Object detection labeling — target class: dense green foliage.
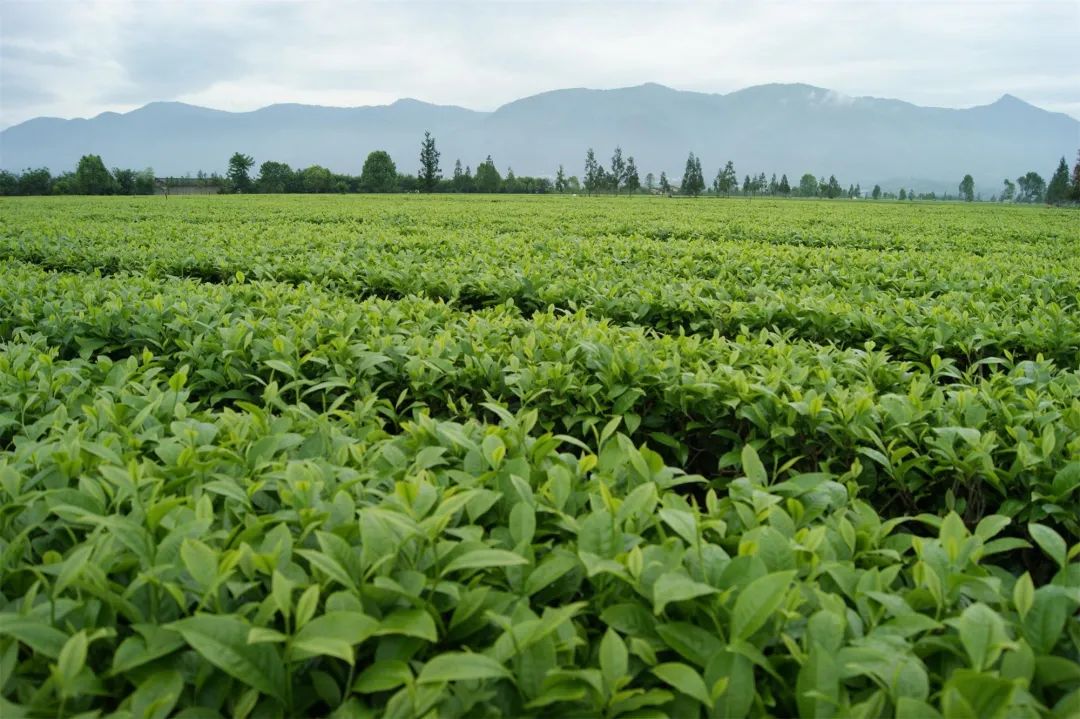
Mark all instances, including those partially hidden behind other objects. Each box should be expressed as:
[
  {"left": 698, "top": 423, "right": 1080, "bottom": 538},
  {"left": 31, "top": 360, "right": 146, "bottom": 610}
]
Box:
[{"left": 0, "top": 195, "right": 1078, "bottom": 718}]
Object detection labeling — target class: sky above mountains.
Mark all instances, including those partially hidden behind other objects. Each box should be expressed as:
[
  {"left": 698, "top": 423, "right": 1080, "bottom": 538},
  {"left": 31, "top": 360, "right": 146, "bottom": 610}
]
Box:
[{"left": 2, "top": 0, "right": 1078, "bottom": 128}]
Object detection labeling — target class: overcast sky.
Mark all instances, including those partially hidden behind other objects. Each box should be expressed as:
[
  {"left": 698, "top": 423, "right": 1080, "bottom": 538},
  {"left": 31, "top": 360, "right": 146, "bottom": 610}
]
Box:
[{"left": 2, "top": 0, "right": 1078, "bottom": 128}]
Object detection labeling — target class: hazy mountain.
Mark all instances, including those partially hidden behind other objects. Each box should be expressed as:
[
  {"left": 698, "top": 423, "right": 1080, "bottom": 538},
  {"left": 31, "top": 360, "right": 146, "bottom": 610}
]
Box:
[{"left": 2, "top": 83, "right": 1077, "bottom": 191}]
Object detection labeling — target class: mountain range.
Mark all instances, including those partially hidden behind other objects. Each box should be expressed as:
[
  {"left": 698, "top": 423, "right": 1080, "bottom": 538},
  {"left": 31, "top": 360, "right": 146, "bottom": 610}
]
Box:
[{"left": 2, "top": 83, "right": 1077, "bottom": 192}]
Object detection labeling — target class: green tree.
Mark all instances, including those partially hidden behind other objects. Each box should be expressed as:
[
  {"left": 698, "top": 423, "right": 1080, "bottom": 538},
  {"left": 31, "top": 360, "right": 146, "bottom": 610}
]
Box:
[
  {"left": 555, "top": 165, "right": 567, "bottom": 193},
  {"left": 418, "top": 131, "right": 441, "bottom": 191},
  {"left": 134, "top": 168, "right": 156, "bottom": 195},
  {"left": 644, "top": 172, "right": 655, "bottom": 191},
  {"left": 360, "top": 151, "right": 398, "bottom": 192},
  {"left": 226, "top": 152, "right": 255, "bottom": 193},
  {"left": 799, "top": 173, "right": 818, "bottom": 197},
  {"left": 300, "top": 165, "right": 334, "bottom": 193},
  {"left": 583, "top": 148, "right": 601, "bottom": 195},
  {"left": 51, "top": 171, "right": 76, "bottom": 194},
  {"left": 504, "top": 167, "right": 517, "bottom": 193},
  {"left": 475, "top": 155, "right": 502, "bottom": 193},
  {"left": 451, "top": 159, "right": 465, "bottom": 192},
  {"left": 622, "top": 156, "right": 640, "bottom": 195},
  {"left": 1046, "top": 157, "right": 1070, "bottom": 204},
  {"left": 1016, "top": 172, "right": 1045, "bottom": 203},
  {"left": 609, "top": 147, "right": 625, "bottom": 193},
  {"left": 257, "top": 161, "right": 297, "bottom": 193},
  {"left": 1001, "top": 178, "right": 1015, "bottom": 202},
  {"left": 0, "top": 170, "right": 18, "bottom": 195},
  {"left": 769, "top": 173, "right": 778, "bottom": 195},
  {"left": 397, "top": 173, "right": 419, "bottom": 192},
  {"left": 713, "top": 160, "right": 737, "bottom": 195},
  {"left": 899, "top": 188, "right": 907, "bottom": 201},
  {"left": 74, "top": 154, "right": 116, "bottom": 194},
  {"left": 658, "top": 171, "right": 671, "bottom": 195},
  {"left": 959, "top": 174, "right": 975, "bottom": 202},
  {"left": 113, "top": 168, "right": 136, "bottom": 194},
  {"left": 18, "top": 167, "right": 52, "bottom": 195},
  {"left": 871, "top": 184, "right": 882, "bottom": 200},
  {"left": 778, "top": 174, "right": 790, "bottom": 195},
  {"left": 1071, "top": 150, "right": 1080, "bottom": 202},
  {"left": 825, "top": 175, "right": 842, "bottom": 199},
  {"left": 681, "top": 153, "right": 705, "bottom": 196}
]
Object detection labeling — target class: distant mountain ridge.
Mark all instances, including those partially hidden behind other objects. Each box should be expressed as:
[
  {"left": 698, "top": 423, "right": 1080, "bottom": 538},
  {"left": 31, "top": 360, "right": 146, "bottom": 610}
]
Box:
[{"left": 2, "top": 83, "right": 1077, "bottom": 191}]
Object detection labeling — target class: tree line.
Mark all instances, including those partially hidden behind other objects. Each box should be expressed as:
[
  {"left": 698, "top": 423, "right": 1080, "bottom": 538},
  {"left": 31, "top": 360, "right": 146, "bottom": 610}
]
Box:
[
  {"left": 3, "top": 133, "right": 1078, "bottom": 205},
  {"left": 992, "top": 158, "right": 1078, "bottom": 204},
  {"left": 219, "top": 134, "right": 557, "bottom": 195},
  {"left": 0, "top": 155, "right": 157, "bottom": 196}
]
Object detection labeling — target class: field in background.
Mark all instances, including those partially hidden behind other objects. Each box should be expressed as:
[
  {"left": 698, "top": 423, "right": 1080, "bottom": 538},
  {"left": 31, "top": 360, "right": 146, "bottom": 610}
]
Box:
[{"left": 1, "top": 195, "right": 1078, "bottom": 717}]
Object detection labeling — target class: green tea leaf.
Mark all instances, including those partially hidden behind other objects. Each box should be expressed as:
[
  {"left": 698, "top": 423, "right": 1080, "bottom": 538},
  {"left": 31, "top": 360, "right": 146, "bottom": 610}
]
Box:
[
  {"left": 55, "top": 630, "right": 88, "bottom": 692},
  {"left": 180, "top": 538, "right": 218, "bottom": 590},
  {"left": 599, "top": 628, "right": 628, "bottom": 692},
  {"left": 651, "top": 662, "right": 712, "bottom": 707},
  {"left": 292, "top": 611, "right": 378, "bottom": 663},
  {"left": 741, "top": 444, "right": 768, "bottom": 485},
  {"left": 442, "top": 548, "right": 527, "bottom": 575},
  {"left": 0, "top": 614, "right": 68, "bottom": 659},
  {"left": 652, "top": 572, "right": 717, "bottom": 615},
  {"left": 418, "top": 652, "right": 512, "bottom": 683},
  {"left": 952, "top": 603, "right": 1009, "bottom": 671},
  {"left": 376, "top": 608, "right": 438, "bottom": 643},
  {"left": 1028, "top": 523, "right": 1067, "bottom": 569},
  {"left": 731, "top": 570, "right": 796, "bottom": 640},
  {"left": 171, "top": 615, "right": 286, "bottom": 701},
  {"left": 353, "top": 660, "right": 413, "bottom": 693},
  {"left": 796, "top": 645, "right": 840, "bottom": 719},
  {"left": 132, "top": 670, "right": 184, "bottom": 719}
]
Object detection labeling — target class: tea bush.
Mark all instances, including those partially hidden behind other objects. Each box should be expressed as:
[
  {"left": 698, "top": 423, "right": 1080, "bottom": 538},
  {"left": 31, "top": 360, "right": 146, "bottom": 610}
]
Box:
[{"left": 0, "top": 195, "right": 1077, "bottom": 717}]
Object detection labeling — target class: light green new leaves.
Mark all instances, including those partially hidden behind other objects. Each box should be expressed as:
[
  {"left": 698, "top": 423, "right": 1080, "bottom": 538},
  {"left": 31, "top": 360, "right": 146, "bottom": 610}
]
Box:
[{"left": 741, "top": 444, "right": 768, "bottom": 486}]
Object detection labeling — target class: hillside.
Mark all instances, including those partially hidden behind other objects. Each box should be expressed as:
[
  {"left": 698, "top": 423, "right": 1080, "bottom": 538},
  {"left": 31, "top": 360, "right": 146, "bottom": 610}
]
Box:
[{"left": 2, "top": 83, "right": 1076, "bottom": 190}]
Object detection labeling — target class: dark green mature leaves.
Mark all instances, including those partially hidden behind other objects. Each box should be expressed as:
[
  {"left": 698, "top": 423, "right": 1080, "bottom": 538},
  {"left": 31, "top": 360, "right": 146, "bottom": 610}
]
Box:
[{"left": 170, "top": 616, "right": 286, "bottom": 701}]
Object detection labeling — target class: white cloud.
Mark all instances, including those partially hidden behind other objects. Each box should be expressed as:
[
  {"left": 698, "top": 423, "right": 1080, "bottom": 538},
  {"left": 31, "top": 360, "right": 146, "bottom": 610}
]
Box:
[{"left": 1, "top": 0, "right": 1077, "bottom": 126}]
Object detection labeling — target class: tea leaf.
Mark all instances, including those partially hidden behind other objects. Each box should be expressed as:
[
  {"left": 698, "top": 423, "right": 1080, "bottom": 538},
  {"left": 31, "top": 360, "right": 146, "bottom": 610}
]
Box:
[
  {"left": 171, "top": 616, "right": 286, "bottom": 701},
  {"left": 418, "top": 653, "right": 512, "bottom": 683},
  {"left": 732, "top": 571, "right": 796, "bottom": 640}
]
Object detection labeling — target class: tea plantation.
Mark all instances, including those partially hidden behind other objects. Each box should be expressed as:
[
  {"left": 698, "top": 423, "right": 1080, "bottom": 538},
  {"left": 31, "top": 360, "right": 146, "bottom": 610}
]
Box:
[{"left": 1, "top": 195, "right": 1078, "bottom": 718}]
